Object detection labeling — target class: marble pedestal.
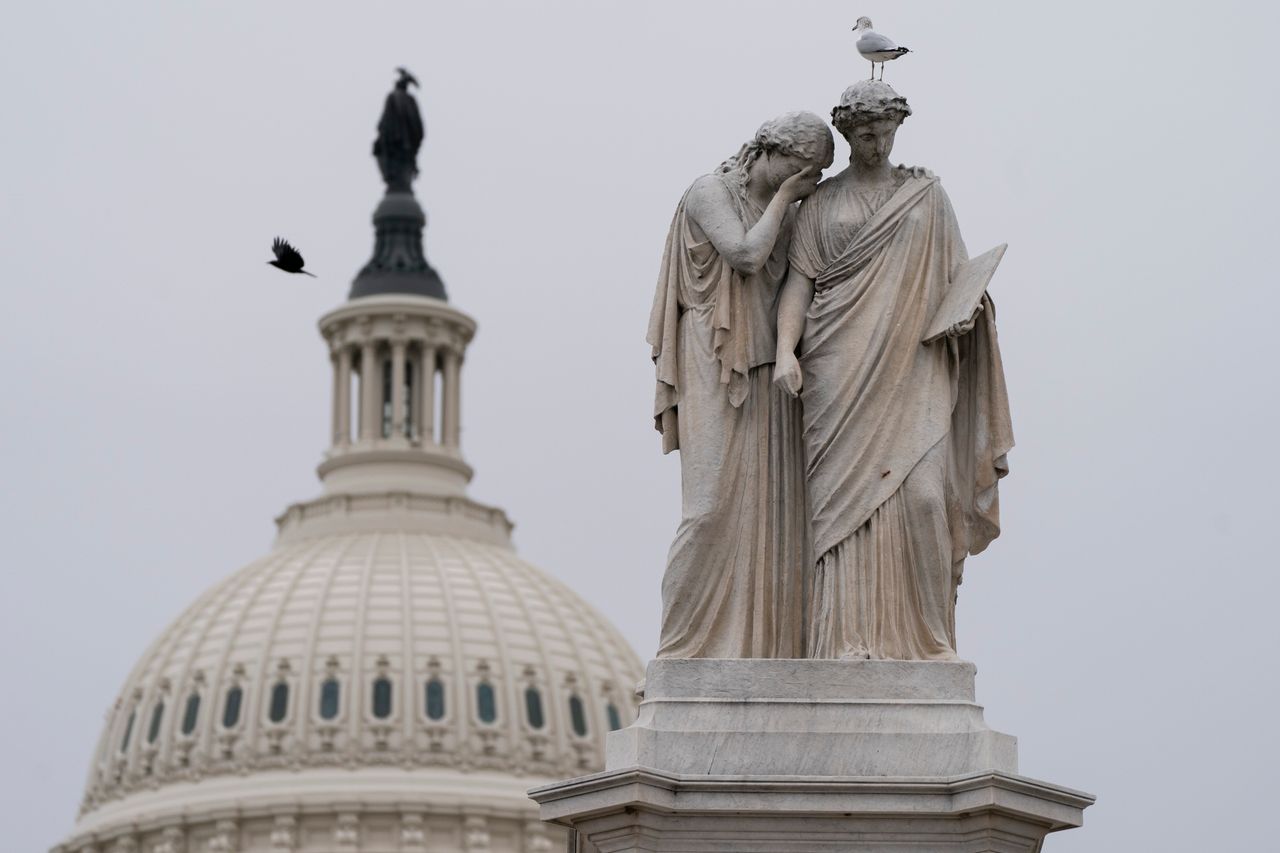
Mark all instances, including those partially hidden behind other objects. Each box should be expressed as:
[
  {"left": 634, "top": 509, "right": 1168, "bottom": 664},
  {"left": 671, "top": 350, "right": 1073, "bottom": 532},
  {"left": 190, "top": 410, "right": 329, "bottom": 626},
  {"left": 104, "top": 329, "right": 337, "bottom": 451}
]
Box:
[{"left": 529, "top": 659, "right": 1093, "bottom": 853}]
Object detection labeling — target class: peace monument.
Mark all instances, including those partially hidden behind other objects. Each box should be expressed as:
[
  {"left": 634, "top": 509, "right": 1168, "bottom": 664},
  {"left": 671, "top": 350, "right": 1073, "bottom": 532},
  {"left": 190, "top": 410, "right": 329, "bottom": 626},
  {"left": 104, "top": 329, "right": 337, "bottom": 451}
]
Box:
[{"left": 531, "top": 77, "right": 1094, "bottom": 853}]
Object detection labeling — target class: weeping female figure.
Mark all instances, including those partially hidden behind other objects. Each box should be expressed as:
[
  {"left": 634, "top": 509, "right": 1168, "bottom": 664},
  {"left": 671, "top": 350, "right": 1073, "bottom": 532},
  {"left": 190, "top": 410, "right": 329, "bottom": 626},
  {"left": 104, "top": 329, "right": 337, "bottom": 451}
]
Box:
[{"left": 648, "top": 112, "right": 834, "bottom": 659}]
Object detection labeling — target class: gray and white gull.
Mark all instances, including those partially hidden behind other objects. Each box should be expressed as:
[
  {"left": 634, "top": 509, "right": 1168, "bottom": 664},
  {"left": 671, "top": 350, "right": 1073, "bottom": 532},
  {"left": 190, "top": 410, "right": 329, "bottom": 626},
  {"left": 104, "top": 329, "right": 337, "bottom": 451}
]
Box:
[{"left": 853, "top": 17, "right": 910, "bottom": 81}]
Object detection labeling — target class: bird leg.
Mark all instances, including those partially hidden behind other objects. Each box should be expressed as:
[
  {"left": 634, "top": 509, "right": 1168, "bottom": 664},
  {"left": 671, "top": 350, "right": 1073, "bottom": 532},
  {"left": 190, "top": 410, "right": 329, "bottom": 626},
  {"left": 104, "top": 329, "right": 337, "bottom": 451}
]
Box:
[{"left": 869, "top": 61, "right": 875, "bottom": 81}]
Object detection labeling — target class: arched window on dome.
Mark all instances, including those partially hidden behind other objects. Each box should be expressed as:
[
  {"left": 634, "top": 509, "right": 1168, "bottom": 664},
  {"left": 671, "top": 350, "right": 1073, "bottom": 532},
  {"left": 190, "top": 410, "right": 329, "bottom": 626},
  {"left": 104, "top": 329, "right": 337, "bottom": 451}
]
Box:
[
  {"left": 222, "top": 685, "right": 244, "bottom": 728},
  {"left": 181, "top": 693, "right": 200, "bottom": 736},
  {"left": 372, "top": 676, "right": 393, "bottom": 719},
  {"left": 568, "top": 695, "right": 589, "bottom": 738},
  {"left": 147, "top": 701, "right": 165, "bottom": 744},
  {"left": 606, "top": 702, "right": 623, "bottom": 732},
  {"left": 319, "top": 678, "right": 341, "bottom": 720},
  {"left": 476, "top": 682, "right": 497, "bottom": 724},
  {"left": 268, "top": 682, "right": 289, "bottom": 723},
  {"left": 425, "top": 678, "right": 446, "bottom": 721},
  {"left": 524, "top": 686, "right": 545, "bottom": 730},
  {"left": 119, "top": 709, "right": 136, "bottom": 753}
]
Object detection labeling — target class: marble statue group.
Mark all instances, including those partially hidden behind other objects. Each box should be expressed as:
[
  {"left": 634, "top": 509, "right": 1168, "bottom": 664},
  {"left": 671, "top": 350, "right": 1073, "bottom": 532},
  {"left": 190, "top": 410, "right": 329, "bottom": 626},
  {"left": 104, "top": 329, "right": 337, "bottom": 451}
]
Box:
[
  {"left": 647, "top": 80, "right": 1014, "bottom": 662},
  {"left": 544, "top": 72, "right": 1091, "bottom": 853}
]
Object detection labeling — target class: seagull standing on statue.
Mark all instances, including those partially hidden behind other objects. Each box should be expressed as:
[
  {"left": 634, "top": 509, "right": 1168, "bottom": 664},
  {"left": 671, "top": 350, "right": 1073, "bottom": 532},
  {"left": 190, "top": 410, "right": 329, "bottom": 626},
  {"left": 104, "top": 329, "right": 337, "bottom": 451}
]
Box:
[{"left": 853, "top": 17, "right": 910, "bottom": 81}]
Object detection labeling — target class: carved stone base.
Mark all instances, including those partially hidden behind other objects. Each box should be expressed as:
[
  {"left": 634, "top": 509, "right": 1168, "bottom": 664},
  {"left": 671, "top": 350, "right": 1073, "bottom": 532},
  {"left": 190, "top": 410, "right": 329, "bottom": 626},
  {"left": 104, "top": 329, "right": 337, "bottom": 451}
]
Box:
[{"left": 529, "top": 660, "right": 1093, "bottom": 853}]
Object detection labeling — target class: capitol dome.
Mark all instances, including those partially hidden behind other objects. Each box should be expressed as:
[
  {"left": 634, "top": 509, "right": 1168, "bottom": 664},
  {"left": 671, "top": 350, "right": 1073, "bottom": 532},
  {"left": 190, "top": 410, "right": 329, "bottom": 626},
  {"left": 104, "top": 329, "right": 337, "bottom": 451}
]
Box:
[
  {"left": 54, "top": 80, "right": 642, "bottom": 853},
  {"left": 67, "top": 526, "right": 642, "bottom": 851}
]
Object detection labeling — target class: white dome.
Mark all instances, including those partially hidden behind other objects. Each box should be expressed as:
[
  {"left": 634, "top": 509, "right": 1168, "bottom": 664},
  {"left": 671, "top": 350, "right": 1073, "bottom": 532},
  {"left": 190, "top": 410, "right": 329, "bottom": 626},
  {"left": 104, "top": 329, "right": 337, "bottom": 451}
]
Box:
[
  {"left": 65, "top": 530, "right": 642, "bottom": 851},
  {"left": 56, "top": 288, "right": 648, "bottom": 853}
]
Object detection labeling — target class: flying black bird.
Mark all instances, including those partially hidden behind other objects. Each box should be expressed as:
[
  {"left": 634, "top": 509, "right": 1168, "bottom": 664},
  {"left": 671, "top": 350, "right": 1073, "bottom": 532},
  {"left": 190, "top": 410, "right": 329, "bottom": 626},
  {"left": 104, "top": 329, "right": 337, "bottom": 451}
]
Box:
[{"left": 267, "top": 237, "right": 316, "bottom": 277}]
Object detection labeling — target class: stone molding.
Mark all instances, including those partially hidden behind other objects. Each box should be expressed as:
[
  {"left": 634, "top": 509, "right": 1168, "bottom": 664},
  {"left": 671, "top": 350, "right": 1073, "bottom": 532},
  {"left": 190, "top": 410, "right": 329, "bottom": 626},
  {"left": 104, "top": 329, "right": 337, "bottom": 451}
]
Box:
[
  {"left": 530, "top": 659, "right": 1094, "bottom": 852},
  {"left": 534, "top": 767, "right": 1094, "bottom": 853},
  {"left": 57, "top": 790, "right": 566, "bottom": 853},
  {"left": 275, "top": 488, "right": 512, "bottom": 547},
  {"left": 320, "top": 295, "right": 474, "bottom": 354}
]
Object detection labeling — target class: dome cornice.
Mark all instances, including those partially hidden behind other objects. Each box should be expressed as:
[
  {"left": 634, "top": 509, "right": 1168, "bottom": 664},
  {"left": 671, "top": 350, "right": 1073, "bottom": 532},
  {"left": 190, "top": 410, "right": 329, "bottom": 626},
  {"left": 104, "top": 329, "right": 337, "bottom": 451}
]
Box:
[{"left": 275, "top": 490, "right": 512, "bottom": 547}]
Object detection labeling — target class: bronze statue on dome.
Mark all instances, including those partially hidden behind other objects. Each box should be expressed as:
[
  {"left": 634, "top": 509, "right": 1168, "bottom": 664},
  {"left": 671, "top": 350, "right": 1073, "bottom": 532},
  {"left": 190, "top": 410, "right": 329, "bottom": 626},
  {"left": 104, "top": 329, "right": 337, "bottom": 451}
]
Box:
[{"left": 373, "top": 67, "right": 424, "bottom": 192}]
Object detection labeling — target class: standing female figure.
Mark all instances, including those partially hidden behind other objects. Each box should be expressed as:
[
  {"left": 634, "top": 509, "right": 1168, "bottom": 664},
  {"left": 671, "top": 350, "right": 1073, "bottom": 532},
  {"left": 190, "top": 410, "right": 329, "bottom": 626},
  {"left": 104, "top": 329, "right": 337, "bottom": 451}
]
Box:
[
  {"left": 774, "top": 82, "right": 1014, "bottom": 661},
  {"left": 648, "top": 111, "right": 834, "bottom": 658}
]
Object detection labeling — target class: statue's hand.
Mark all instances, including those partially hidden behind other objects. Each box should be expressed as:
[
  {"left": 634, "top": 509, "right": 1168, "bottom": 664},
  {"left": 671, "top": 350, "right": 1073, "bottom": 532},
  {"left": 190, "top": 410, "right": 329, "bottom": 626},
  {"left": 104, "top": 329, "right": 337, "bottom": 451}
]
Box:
[
  {"left": 778, "top": 165, "right": 822, "bottom": 204},
  {"left": 945, "top": 302, "right": 984, "bottom": 338},
  {"left": 773, "top": 352, "right": 804, "bottom": 397},
  {"left": 895, "top": 164, "right": 935, "bottom": 180}
]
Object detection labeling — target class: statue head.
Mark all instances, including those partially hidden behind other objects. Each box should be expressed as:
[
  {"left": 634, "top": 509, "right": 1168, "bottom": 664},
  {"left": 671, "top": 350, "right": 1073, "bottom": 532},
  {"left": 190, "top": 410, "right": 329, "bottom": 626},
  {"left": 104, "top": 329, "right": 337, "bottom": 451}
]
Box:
[
  {"left": 717, "top": 110, "right": 835, "bottom": 193},
  {"left": 831, "top": 81, "right": 911, "bottom": 167},
  {"left": 395, "top": 67, "right": 419, "bottom": 91},
  {"left": 831, "top": 80, "right": 911, "bottom": 133}
]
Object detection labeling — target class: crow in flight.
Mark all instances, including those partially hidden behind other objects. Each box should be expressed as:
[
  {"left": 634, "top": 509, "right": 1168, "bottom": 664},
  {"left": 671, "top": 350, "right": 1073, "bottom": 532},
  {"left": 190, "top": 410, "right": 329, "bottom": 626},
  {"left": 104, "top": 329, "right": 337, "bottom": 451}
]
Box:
[{"left": 267, "top": 237, "right": 316, "bottom": 277}]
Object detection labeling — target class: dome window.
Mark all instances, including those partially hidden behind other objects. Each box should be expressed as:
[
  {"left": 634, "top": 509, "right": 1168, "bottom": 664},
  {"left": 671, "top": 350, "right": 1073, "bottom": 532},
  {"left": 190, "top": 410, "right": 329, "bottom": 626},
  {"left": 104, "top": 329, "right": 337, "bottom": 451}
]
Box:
[
  {"left": 476, "top": 682, "right": 497, "bottom": 724},
  {"left": 222, "top": 686, "right": 244, "bottom": 728},
  {"left": 524, "top": 687, "right": 545, "bottom": 730},
  {"left": 372, "top": 676, "right": 393, "bottom": 719},
  {"left": 119, "top": 710, "right": 136, "bottom": 753},
  {"left": 147, "top": 701, "right": 165, "bottom": 744},
  {"left": 319, "top": 678, "right": 341, "bottom": 720},
  {"left": 569, "top": 695, "right": 588, "bottom": 737},
  {"left": 425, "top": 679, "right": 446, "bottom": 721},
  {"left": 181, "top": 693, "right": 201, "bottom": 735},
  {"left": 607, "top": 702, "right": 623, "bottom": 732},
  {"left": 268, "top": 682, "right": 289, "bottom": 723}
]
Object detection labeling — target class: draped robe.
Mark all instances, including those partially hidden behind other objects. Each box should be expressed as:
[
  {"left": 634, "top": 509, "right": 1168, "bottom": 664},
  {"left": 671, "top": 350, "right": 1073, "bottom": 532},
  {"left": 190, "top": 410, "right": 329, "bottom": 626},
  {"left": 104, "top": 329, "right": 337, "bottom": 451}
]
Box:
[
  {"left": 646, "top": 174, "right": 809, "bottom": 658},
  {"left": 788, "top": 173, "right": 1013, "bottom": 660}
]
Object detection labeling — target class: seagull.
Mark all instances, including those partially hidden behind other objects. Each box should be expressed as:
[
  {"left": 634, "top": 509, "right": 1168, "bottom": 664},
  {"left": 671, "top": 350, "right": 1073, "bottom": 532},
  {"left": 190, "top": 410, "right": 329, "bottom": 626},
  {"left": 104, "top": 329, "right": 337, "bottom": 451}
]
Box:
[
  {"left": 853, "top": 17, "right": 910, "bottom": 81},
  {"left": 267, "top": 237, "right": 316, "bottom": 277}
]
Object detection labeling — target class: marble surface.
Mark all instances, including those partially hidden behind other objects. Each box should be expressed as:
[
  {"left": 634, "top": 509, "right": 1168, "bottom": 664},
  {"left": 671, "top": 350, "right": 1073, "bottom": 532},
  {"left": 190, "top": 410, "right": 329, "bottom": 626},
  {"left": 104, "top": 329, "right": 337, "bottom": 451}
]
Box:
[
  {"left": 529, "top": 659, "right": 1094, "bottom": 852},
  {"left": 609, "top": 658, "right": 1017, "bottom": 777},
  {"left": 534, "top": 767, "right": 1093, "bottom": 853}
]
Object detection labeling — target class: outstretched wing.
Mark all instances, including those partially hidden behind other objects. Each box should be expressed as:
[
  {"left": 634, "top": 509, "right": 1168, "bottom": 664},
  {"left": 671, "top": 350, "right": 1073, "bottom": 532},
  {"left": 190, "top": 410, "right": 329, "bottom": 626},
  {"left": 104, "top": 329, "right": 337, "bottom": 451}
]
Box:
[{"left": 272, "top": 237, "right": 306, "bottom": 271}]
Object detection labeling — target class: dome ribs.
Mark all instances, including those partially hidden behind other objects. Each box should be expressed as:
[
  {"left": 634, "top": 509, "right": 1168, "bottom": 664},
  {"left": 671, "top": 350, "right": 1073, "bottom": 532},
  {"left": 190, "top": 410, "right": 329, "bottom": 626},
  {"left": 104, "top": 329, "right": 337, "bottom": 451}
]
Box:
[
  {"left": 444, "top": 535, "right": 520, "bottom": 767},
  {"left": 295, "top": 534, "right": 360, "bottom": 758},
  {"left": 155, "top": 560, "right": 256, "bottom": 779},
  {"left": 422, "top": 531, "right": 471, "bottom": 759},
  {"left": 482, "top": 538, "right": 569, "bottom": 773},
  {"left": 70, "top": 531, "right": 645, "bottom": 844},
  {"left": 395, "top": 531, "right": 416, "bottom": 750},
  {"left": 347, "top": 532, "right": 382, "bottom": 754},
  {"left": 243, "top": 543, "right": 317, "bottom": 757}
]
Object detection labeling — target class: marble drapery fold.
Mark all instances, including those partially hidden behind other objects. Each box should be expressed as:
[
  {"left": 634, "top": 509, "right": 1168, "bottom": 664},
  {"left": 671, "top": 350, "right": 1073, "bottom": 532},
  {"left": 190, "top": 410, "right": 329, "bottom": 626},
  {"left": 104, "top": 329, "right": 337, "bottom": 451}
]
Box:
[
  {"left": 647, "top": 175, "right": 809, "bottom": 658},
  {"left": 788, "top": 175, "right": 1012, "bottom": 660}
]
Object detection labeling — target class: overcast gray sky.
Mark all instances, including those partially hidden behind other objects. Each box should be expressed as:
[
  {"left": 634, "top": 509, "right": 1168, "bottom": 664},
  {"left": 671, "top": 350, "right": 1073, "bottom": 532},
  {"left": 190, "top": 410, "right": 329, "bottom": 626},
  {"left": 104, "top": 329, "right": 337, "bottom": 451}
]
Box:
[{"left": 2, "top": 2, "right": 1278, "bottom": 850}]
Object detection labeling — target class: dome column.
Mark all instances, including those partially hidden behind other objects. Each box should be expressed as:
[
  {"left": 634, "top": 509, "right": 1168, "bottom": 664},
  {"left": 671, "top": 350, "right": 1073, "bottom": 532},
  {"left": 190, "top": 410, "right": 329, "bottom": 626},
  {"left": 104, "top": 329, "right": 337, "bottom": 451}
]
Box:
[
  {"left": 391, "top": 338, "right": 408, "bottom": 441},
  {"left": 442, "top": 348, "right": 462, "bottom": 449},
  {"left": 417, "top": 345, "right": 437, "bottom": 445},
  {"left": 359, "top": 338, "right": 379, "bottom": 442},
  {"left": 310, "top": 296, "right": 478, "bottom": 503},
  {"left": 332, "top": 343, "right": 353, "bottom": 447}
]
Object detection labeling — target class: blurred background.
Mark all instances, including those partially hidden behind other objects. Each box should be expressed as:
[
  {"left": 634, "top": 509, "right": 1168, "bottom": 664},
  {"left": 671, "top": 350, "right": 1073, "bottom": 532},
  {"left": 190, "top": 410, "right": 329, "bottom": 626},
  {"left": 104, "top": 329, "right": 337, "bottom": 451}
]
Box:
[{"left": 2, "top": 2, "right": 1277, "bottom": 850}]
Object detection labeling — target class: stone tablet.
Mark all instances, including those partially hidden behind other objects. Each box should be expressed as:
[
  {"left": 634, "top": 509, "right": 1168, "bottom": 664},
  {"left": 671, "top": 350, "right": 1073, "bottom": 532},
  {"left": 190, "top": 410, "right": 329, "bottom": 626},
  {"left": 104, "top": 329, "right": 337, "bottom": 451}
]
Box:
[{"left": 922, "top": 242, "right": 1007, "bottom": 343}]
